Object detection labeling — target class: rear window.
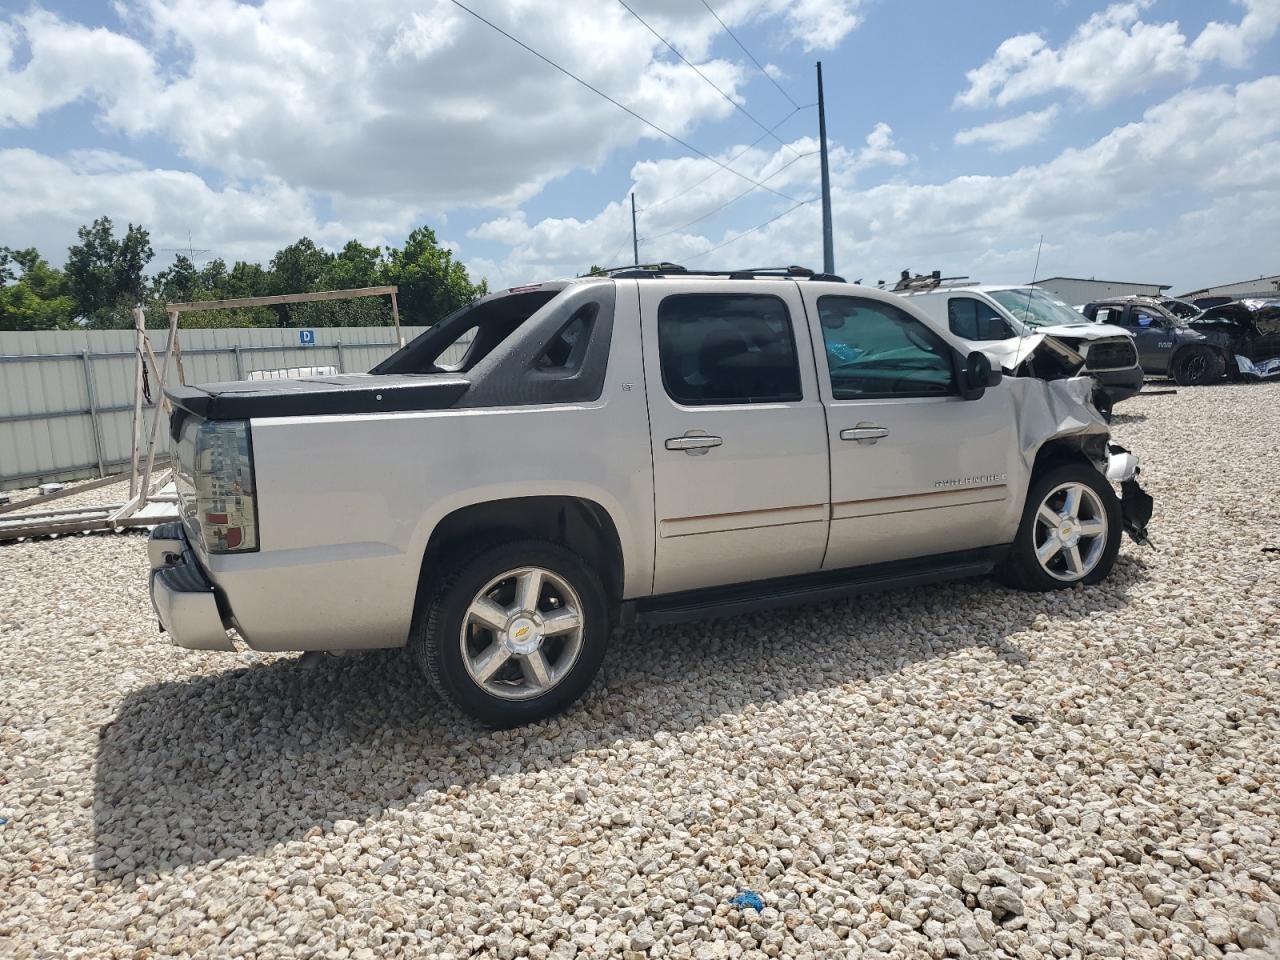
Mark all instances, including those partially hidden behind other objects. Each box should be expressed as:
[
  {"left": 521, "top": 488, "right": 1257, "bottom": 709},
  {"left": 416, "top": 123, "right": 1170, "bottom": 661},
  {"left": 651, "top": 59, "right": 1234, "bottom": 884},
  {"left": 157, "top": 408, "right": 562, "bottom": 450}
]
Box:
[{"left": 373, "top": 289, "right": 559, "bottom": 374}]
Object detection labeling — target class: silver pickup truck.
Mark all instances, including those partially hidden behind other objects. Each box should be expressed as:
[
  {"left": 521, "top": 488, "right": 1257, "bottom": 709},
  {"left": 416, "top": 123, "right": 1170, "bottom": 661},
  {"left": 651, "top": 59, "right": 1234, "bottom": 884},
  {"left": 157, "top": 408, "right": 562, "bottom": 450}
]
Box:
[{"left": 150, "top": 266, "right": 1152, "bottom": 726}]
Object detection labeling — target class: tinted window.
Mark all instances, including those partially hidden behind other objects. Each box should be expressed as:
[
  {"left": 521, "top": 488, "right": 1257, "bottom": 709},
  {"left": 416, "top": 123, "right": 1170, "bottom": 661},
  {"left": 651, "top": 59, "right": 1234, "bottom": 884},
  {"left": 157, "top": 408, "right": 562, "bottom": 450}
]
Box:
[
  {"left": 947, "top": 297, "right": 1014, "bottom": 341},
  {"left": 818, "top": 296, "right": 954, "bottom": 399},
  {"left": 535, "top": 304, "right": 596, "bottom": 371},
  {"left": 1093, "top": 306, "right": 1124, "bottom": 325},
  {"left": 657, "top": 294, "right": 801, "bottom": 405}
]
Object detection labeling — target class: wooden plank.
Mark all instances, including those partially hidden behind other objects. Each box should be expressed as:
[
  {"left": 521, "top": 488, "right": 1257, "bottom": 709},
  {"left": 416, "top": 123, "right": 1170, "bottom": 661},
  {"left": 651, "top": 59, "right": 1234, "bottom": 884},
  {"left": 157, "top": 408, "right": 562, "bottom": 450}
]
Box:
[
  {"left": 0, "top": 503, "right": 122, "bottom": 521},
  {"left": 0, "top": 472, "right": 125, "bottom": 515},
  {"left": 0, "top": 511, "right": 179, "bottom": 541},
  {"left": 167, "top": 286, "right": 397, "bottom": 313}
]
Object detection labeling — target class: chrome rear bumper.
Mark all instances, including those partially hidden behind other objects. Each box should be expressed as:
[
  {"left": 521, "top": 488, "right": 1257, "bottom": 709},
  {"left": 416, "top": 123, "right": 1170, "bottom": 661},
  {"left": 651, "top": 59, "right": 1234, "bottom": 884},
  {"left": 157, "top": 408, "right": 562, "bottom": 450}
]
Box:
[{"left": 148, "top": 522, "right": 235, "bottom": 651}]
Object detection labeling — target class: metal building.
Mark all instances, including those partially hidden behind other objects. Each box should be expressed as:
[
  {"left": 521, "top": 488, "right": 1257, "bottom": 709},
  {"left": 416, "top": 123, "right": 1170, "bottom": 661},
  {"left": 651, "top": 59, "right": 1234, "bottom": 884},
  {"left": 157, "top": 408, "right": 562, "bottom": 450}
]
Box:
[
  {"left": 1175, "top": 274, "right": 1280, "bottom": 305},
  {"left": 1030, "top": 277, "right": 1171, "bottom": 306}
]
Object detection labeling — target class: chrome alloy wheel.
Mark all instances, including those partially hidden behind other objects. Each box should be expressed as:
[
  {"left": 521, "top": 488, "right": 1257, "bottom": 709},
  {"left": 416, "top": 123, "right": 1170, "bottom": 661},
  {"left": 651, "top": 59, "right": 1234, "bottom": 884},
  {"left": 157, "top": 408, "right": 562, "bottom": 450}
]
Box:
[
  {"left": 459, "top": 566, "right": 585, "bottom": 701},
  {"left": 1033, "top": 482, "right": 1109, "bottom": 582}
]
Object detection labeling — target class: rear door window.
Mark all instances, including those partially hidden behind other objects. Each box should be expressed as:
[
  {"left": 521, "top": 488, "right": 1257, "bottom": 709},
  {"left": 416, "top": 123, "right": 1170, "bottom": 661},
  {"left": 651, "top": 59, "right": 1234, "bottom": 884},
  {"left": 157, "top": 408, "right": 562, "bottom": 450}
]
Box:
[{"left": 657, "top": 294, "right": 802, "bottom": 405}]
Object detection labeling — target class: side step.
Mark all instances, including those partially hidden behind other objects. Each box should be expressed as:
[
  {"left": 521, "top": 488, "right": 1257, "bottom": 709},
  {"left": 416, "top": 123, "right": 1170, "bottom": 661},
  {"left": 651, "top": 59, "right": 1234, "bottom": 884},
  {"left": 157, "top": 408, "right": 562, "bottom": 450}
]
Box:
[{"left": 626, "top": 547, "right": 1007, "bottom": 626}]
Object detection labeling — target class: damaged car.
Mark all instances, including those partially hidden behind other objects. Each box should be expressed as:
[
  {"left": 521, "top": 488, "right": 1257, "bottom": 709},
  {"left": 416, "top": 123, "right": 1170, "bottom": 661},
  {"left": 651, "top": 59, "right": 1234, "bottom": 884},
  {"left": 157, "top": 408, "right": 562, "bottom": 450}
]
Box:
[
  {"left": 1082, "top": 296, "right": 1280, "bottom": 384},
  {"left": 894, "top": 277, "right": 1142, "bottom": 419},
  {"left": 149, "top": 265, "right": 1153, "bottom": 726}
]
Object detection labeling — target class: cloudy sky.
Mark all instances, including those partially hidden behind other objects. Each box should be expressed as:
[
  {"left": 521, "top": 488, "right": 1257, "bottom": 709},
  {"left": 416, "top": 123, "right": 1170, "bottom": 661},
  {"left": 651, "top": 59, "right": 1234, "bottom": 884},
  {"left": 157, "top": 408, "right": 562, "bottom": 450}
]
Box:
[{"left": 1, "top": 0, "right": 1278, "bottom": 293}]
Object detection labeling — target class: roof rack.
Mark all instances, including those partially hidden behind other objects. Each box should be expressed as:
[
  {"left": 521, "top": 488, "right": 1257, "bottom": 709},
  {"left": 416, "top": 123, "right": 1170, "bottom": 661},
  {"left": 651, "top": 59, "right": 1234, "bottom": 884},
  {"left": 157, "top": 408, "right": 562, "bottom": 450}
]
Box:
[
  {"left": 592, "top": 262, "right": 846, "bottom": 283},
  {"left": 883, "top": 269, "right": 973, "bottom": 292}
]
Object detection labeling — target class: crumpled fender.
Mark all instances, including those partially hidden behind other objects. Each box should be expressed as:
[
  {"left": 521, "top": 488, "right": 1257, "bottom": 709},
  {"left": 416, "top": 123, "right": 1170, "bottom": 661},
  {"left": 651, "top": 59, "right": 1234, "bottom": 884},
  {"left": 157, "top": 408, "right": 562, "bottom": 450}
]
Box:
[{"left": 1007, "top": 375, "right": 1109, "bottom": 473}]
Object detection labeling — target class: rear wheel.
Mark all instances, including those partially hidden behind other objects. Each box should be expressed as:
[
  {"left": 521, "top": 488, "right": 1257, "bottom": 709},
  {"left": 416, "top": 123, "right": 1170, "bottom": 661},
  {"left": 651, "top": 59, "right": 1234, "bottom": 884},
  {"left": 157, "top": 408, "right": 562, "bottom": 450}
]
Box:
[
  {"left": 1171, "top": 345, "right": 1225, "bottom": 386},
  {"left": 409, "top": 539, "right": 608, "bottom": 727},
  {"left": 1000, "top": 463, "right": 1121, "bottom": 591}
]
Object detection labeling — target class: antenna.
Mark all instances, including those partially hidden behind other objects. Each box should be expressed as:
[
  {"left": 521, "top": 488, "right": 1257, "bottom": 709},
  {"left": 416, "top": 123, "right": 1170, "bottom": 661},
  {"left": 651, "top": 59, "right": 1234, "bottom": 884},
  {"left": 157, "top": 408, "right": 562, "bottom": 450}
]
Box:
[
  {"left": 1014, "top": 235, "right": 1046, "bottom": 369},
  {"left": 159, "top": 231, "right": 212, "bottom": 263}
]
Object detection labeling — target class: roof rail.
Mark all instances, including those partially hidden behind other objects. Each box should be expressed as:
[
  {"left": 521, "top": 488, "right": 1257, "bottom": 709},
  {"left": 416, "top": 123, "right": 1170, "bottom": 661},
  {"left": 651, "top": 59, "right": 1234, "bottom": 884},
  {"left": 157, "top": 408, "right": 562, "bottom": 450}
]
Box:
[{"left": 592, "top": 263, "right": 846, "bottom": 282}]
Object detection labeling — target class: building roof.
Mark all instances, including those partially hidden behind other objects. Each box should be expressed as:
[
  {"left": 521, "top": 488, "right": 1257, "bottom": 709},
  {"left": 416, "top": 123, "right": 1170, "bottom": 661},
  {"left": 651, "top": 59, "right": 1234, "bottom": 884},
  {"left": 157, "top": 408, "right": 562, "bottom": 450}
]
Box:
[
  {"left": 1031, "top": 276, "right": 1171, "bottom": 290},
  {"left": 1176, "top": 274, "right": 1280, "bottom": 299}
]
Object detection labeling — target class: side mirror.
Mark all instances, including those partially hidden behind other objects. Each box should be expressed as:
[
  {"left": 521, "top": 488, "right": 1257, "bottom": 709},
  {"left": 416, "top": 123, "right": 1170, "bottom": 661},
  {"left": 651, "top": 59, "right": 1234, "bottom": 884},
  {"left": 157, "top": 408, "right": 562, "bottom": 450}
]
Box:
[{"left": 961, "top": 350, "right": 1001, "bottom": 399}]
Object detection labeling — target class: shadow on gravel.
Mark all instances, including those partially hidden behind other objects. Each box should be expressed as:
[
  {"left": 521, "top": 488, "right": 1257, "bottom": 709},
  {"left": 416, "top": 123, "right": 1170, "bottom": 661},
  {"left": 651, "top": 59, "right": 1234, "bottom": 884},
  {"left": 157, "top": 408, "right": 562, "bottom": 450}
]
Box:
[{"left": 94, "top": 552, "right": 1149, "bottom": 879}]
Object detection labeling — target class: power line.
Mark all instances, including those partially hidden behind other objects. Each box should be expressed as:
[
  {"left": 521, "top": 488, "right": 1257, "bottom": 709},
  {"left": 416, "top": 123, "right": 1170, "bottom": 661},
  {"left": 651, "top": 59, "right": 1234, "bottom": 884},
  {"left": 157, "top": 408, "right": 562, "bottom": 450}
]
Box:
[
  {"left": 616, "top": 0, "right": 798, "bottom": 158},
  {"left": 448, "top": 0, "right": 800, "bottom": 203},
  {"left": 643, "top": 149, "right": 817, "bottom": 243},
  {"left": 698, "top": 0, "right": 801, "bottom": 109},
  {"left": 683, "top": 198, "right": 815, "bottom": 264},
  {"left": 639, "top": 104, "right": 813, "bottom": 216}
]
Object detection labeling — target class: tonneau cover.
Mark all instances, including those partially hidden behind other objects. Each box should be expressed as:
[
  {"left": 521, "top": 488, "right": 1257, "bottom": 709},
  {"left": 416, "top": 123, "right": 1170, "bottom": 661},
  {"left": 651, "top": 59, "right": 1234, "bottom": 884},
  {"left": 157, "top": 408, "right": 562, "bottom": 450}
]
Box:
[{"left": 166, "top": 373, "right": 470, "bottom": 421}]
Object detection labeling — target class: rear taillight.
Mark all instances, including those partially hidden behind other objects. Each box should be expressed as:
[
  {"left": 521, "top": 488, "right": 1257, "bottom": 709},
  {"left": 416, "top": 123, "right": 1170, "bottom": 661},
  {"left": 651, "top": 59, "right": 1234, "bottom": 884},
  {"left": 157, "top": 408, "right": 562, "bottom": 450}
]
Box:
[{"left": 192, "top": 420, "right": 258, "bottom": 554}]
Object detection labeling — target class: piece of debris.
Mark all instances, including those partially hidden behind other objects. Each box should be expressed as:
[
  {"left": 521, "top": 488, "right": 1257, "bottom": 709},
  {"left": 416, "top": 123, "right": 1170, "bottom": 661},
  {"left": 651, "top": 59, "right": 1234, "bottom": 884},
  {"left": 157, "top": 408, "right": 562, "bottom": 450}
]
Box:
[
  {"left": 37, "top": 483, "right": 65, "bottom": 496},
  {"left": 728, "top": 890, "right": 764, "bottom": 911},
  {"left": 0, "top": 494, "right": 10, "bottom": 506},
  {"left": 1011, "top": 714, "right": 1041, "bottom": 729},
  {"left": 1141, "top": 389, "right": 1178, "bottom": 396},
  {"left": 1262, "top": 547, "right": 1280, "bottom": 554}
]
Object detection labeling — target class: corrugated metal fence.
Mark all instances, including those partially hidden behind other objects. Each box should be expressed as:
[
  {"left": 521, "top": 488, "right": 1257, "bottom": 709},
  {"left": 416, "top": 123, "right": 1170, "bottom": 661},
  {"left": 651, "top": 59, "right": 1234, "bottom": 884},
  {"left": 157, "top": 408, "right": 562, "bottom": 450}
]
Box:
[{"left": 0, "top": 325, "right": 436, "bottom": 490}]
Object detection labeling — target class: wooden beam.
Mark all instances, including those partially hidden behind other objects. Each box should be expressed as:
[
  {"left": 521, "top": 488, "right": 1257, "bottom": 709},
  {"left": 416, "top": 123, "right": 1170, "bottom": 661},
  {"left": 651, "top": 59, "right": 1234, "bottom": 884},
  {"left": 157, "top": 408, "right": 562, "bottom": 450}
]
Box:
[
  {"left": 0, "top": 511, "right": 180, "bottom": 542},
  {"left": 167, "top": 286, "right": 398, "bottom": 314},
  {"left": 0, "top": 473, "right": 126, "bottom": 515}
]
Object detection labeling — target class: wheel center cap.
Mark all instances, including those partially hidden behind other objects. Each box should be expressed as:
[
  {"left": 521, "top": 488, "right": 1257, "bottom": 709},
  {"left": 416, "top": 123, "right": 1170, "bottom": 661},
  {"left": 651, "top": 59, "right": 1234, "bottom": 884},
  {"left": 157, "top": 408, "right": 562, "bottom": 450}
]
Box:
[
  {"left": 1058, "top": 519, "right": 1080, "bottom": 547},
  {"left": 506, "top": 616, "right": 542, "bottom": 655}
]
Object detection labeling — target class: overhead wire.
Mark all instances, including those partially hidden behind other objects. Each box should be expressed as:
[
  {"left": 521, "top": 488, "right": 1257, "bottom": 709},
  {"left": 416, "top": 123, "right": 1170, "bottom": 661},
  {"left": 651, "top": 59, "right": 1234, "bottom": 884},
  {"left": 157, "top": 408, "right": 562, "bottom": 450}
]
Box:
[
  {"left": 615, "top": 0, "right": 799, "bottom": 158},
  {"left": 683, "top": 198, "right": 816, "bottom": 264},
  {"left": 639, "top": 103, "right": 813, "bottom": 217},
  {"left": 447, "top": 0, "right": 801, "bottom": 203},
  {"left": 697, "top": 0, "right": 802, "bottom": 109},
  {"left": 642, "top": 149, "right": 817, "bottom": 243}
]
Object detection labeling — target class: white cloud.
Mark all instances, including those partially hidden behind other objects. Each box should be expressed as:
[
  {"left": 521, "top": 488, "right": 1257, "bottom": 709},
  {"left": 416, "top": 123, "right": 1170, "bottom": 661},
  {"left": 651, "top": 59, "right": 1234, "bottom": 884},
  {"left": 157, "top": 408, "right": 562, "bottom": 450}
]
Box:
[
  {"left": 479, "top": 77, "right": 1280, "bottom": 290},
  {"left": 0, "top": 149, "right": 432, "bottom": 266},
  {"left": 956, "top": 0, "right": 1280, "bottom": 109},
  {"left": 0, "top": 0, "right": 862, "bottom": 211},
  {"left": 0, "top": 10, "right": 155, "bottom": 127},
  {"left": 852, "top": 122, "right": 909, "bottom": 170},
  {"left": 955, "top": 106, "right": 1061, "bottom": 151}
]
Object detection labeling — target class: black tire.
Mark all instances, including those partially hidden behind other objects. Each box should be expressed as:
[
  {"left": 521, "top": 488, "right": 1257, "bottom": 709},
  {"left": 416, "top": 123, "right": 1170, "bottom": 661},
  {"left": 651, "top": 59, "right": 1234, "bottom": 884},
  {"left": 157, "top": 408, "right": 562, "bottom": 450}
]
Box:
[
  {"left": 409, "top": 539, "right": 609, "bottom": 727},
  {"left": 1171, "top": 345, "right": 1225, "bottom": 386},
  {"left": 999, "top": 462, "right": 1122, "bottom": 592}
]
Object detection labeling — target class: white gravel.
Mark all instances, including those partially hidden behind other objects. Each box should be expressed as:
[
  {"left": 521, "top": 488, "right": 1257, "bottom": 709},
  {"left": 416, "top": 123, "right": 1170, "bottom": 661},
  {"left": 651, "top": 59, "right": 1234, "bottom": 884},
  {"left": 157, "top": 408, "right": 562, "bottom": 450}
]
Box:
[{"left": 2, "top": 383, "right": 1279, "bottom": 960}]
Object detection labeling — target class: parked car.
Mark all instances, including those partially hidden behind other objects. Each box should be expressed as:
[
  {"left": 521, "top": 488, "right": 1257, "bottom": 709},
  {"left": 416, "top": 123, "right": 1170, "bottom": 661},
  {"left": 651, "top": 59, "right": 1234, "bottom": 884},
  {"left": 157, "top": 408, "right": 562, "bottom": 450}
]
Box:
[
  {"left": 150, "top": 265, "right": 1152, "bottom": 726},
  {"left": 1079, "top": 296, "right": 1280, "bottom": 385},
  {"left": 897, "top": 283, "right": 1142, "bottom": 418}
]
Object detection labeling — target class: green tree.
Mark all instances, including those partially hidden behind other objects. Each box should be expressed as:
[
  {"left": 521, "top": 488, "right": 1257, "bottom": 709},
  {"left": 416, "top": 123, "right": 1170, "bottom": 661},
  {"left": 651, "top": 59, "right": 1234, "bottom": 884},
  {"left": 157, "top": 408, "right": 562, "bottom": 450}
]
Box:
[
  {"left": 64, "top": 216, "right": 154, "bottom": 327},
  {"left": 383, "top": 226, "right": 487, "bottom": 327},
  {"left": 0, "top": 248, "right": 76, "bottom": 330}
]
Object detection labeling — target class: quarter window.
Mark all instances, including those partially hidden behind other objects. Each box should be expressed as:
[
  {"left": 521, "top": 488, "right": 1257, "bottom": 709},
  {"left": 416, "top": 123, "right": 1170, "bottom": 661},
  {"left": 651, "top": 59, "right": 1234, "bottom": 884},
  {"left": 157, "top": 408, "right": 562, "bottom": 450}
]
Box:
[
  {"left": 817, "top": 296, "right": 955, "bottom": 399},
  {"left": 657, "top": 294, "right": 802, "bottom": 405},
  {"left": 947, "top": 297, "right": 1015, "bottom": 341}
]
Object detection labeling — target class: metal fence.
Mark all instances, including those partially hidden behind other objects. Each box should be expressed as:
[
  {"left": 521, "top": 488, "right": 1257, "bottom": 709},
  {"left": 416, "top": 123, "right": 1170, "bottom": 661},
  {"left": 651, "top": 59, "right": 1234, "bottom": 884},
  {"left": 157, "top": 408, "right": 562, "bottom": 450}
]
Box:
[{"left": 0, "top": 325, "right": 440, "bottom": 490}]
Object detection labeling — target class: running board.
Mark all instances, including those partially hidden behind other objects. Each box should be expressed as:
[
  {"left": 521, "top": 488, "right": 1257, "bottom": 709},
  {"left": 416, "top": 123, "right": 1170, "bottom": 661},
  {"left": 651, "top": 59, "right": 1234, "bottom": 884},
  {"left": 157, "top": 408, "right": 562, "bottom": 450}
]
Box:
[{"left": 624, "top": 547, "right": 1008, "bottom": 626}]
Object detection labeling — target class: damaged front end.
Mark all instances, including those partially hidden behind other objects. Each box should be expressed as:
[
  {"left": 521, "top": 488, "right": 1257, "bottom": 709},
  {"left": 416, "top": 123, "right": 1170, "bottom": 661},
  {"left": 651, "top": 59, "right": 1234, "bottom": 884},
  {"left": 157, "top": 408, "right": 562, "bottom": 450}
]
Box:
[{"left": 1000, "top": 340, "right": 1154, "bottom": 546}]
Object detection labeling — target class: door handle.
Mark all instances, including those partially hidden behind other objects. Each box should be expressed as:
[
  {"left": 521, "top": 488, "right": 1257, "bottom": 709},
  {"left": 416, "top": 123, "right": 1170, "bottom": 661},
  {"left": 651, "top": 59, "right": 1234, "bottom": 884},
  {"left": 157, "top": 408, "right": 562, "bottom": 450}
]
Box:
[
  {"left": 665, "top": 434, "right": 723, "bottom": 452},
  {"left": 840, "top": 424, "right": 889, "bottom": 443}
]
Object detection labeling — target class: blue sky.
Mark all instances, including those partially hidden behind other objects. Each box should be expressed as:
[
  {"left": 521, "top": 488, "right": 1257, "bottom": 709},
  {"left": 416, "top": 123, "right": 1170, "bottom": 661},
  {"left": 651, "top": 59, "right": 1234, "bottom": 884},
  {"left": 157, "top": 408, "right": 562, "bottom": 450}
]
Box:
[{"left": 1, "top": 0, "right": 1278, "bottom": 294}]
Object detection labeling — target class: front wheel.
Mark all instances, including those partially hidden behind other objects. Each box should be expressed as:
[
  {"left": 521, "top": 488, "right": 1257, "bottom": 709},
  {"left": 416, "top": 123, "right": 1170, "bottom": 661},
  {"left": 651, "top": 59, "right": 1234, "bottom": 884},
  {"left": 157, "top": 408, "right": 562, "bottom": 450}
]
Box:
[
  {"left": 409, "top": 540, "right": 609, "bottom": 727},
  {"left": 999, "top": 463, "right": 1122, "bottom": 591},
  {"left": 1171, "top": 345, "right": 1225, "bottom": 386}
]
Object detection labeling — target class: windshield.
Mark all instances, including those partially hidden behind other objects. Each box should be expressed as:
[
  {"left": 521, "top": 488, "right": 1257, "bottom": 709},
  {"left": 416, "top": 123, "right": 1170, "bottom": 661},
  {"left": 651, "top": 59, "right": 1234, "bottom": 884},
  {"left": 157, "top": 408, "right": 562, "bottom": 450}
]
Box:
[{"left": 988, "top": 288, "right": 1086, "bottom": 329}]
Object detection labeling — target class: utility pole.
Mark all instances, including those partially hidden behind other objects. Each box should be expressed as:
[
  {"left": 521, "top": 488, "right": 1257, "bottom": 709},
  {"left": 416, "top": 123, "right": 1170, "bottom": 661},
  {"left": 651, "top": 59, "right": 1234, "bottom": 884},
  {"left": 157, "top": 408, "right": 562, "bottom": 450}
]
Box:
[
  {"left": 816, "top": 61, "right": 835, "bottom": 275},
  {"left": 631, "top": 192, "right": 640, "bottom": 266}
]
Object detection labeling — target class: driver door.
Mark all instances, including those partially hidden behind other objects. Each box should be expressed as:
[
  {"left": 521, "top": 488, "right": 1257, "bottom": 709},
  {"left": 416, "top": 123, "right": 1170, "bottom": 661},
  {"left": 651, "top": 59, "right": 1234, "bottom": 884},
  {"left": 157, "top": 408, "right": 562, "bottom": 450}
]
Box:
[{"left": 799, "top": 290, "right": 1022, "bottom": 570}]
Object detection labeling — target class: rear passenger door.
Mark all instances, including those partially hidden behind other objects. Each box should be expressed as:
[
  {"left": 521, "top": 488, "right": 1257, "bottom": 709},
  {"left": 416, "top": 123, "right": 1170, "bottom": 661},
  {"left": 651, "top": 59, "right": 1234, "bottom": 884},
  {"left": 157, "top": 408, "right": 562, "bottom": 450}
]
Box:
[
  {"left": 639, "top": 282, "right": 830, "bottom": 595},
  {"left": 799, "top": 290, "right": 1021, "bottom": 570}
]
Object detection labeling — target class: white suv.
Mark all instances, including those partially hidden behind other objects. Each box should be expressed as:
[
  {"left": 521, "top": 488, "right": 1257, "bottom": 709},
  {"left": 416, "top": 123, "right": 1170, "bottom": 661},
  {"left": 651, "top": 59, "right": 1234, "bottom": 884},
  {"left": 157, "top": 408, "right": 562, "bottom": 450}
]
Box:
[{"left": 900, "top": 284, "right": 1143, "bottom": 416}]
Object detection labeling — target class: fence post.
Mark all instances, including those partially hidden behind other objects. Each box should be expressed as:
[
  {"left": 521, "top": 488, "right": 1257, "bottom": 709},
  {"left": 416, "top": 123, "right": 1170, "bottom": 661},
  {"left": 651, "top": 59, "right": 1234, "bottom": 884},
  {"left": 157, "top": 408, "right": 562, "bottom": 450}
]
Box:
[
  {"left": 233, "top": 344, "right": 245, "bottom": 380},
  {"left": 336, "top": 340, "right": 345, "bottom": 373},
  {"left": 80, "top": 350, "right": 106, "bottom": 478}
]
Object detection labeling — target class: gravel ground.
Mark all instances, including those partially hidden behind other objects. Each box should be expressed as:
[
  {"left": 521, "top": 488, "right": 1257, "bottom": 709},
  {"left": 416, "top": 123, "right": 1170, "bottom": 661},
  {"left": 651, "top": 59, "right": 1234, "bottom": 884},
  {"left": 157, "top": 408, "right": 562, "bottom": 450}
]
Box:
[{"left": 2, "top": 383, "right": 1278, "bottom": 960}]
